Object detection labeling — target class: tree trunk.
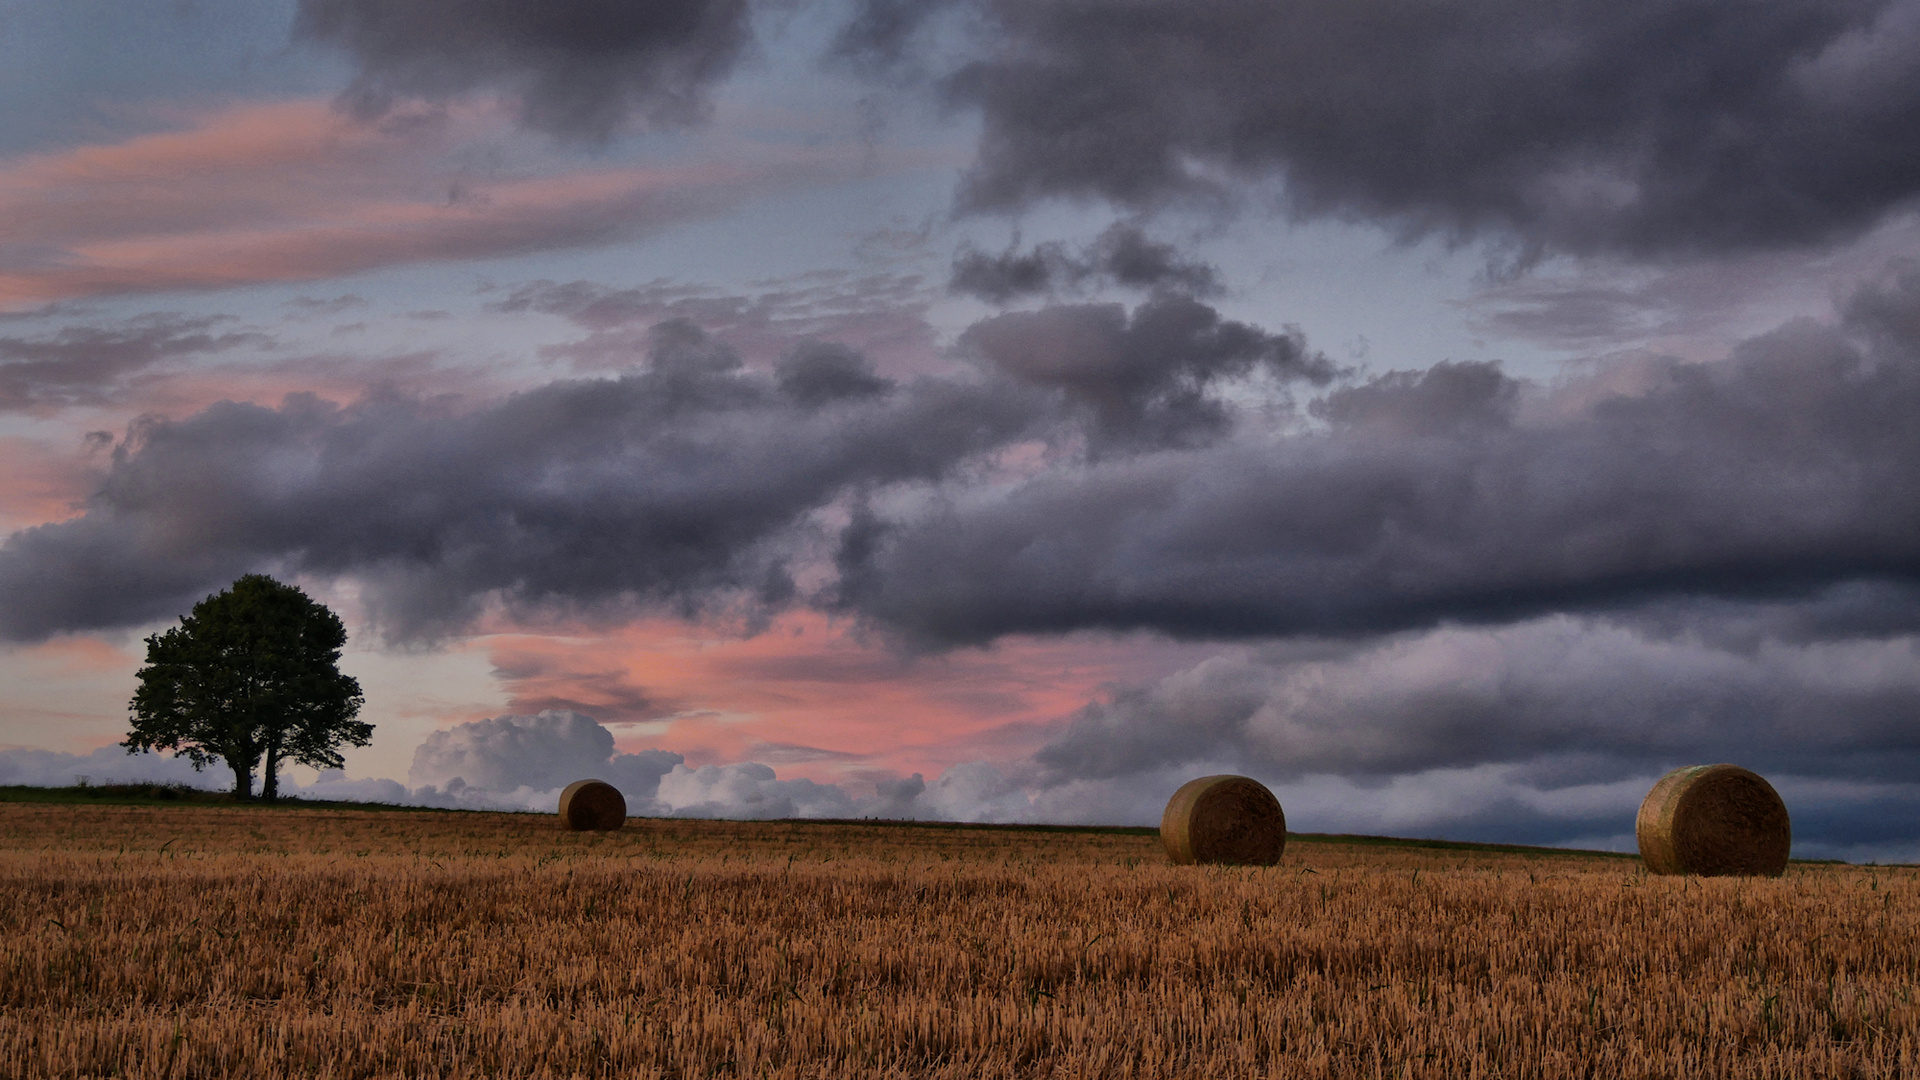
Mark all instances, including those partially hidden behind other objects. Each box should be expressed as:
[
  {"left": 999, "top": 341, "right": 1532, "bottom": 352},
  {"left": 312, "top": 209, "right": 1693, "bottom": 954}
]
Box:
[
  {"left": 262, "top": 748, "right": 280, "bottom": 801},
  {"left": 231, "top": 758, "right": 254, "bottom": 800}
]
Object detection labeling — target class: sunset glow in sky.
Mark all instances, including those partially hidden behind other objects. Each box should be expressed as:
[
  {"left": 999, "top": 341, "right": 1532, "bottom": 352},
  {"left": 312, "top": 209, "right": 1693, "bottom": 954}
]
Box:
[{"left": 8, "top": 0, "right": 1920, "bottom": 860}]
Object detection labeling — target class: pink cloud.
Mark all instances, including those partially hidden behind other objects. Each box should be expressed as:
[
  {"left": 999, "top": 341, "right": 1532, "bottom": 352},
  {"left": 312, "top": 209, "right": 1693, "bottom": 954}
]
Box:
[
  {"left": 0, "top": 100, "right": 892, "bottom": 308},
  {"left": 0, "top": 635, "right": 143, "bottom": 754},
  {"left": 479, "top": 614, "right": 1215, "bottom": 781},
  {"left": 0, "top": 435, "right": 100, "bottom": 533}
]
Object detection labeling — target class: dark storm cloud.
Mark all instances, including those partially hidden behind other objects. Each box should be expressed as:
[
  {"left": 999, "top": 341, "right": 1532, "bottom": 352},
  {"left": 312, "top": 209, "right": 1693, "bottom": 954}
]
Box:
[
  {"left": 850, "top": 0, "right": 1920, "bottom": 258},
  {"left": 295, "top": 0, "right": 753, "bottom": 140},
  {"left": 0, "top": 321, "right": 1039, "bottom": 642},
  {"left": 836, "top": 268, "right": 1920, "bottom": 647},
  {"left": 0, "top": 314, "right": 270, "bottom": 412},
  {"left": 959, "top": 294, "right": 1335, "bottom": 452},
  {"left": 950, "top": 224, "right": 1221, "bottom": 303}
]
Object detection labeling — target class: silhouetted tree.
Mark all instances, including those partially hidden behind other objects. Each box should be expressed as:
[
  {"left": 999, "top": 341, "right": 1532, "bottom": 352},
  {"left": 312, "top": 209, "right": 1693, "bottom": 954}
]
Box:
[{"left": 125, "top": 574, "right": 369, "bottom": 799}]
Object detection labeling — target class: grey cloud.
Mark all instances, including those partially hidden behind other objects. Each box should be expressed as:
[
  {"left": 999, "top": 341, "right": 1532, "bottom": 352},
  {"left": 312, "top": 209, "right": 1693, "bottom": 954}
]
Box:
[
  {"left": 775, "top": 341, "right": 896, "bottom": 407},
  {"left": 286, "top": 295, "right": 368, "bottom": 316},
  {"left": 950, "top": 224, "right": 1221, "bottom": 304},
  {"left": 829, "top": 0, "right": 957, "bottom": 78},
  {"left": 1033, "top": 617, "right": 1920, "bottom": 787},
  {"left": 949, "top": 246, "right": 1047, "bottom": 305},
  {"left": 958, "top": 294, "right": 1335, "bottom": 452},
  {"left": 856, "top": 0, "right": 1920, "bottom": 258},
  {"left": 1311, "top": 360, "right": 1517, "bottom": 439},
  {"left": 0, "top": 314, "right": 270, "bottom": 412},
  {"left": 0, "top": 321, "right": 1038, "bottom": 642},
  {"left": 647, "top": 758, "right": 1037, "bottom": 821},
  {"left": 1845, "top": 258, "right": 1920, "bottom": 346},
  {"left": 0, "top": 288, "right": 1340, "bottom": 642},
  {"left": 837, "top": 270, "right": 1920, "bottom": 646},
  {"left": 296, "top": 0, "right": 753, "bottom": 141},
  {"left": 1015, "top": 616, "right": 1920, "bottom": 858},
  {"left": 488, "top": 274, "right": 939, "bottom": 371}
]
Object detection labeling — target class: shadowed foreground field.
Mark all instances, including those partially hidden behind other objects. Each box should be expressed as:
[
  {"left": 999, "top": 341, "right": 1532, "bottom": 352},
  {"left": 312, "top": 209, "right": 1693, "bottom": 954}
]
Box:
[{"left": 2, "top": 804, "right": 1914, "bottom": 1078}]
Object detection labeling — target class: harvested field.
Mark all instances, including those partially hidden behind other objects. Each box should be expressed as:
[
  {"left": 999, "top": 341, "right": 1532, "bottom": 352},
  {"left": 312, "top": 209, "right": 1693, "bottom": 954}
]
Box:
[{"left": 1, "top": 803, "right": 1915, "bottom": 1079}]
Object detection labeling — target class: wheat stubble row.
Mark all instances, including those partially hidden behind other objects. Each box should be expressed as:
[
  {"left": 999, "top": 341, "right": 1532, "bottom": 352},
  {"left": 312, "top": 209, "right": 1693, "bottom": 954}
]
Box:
[{"left": 2, "top": 804, "right": 1915, "bottom": 1078}]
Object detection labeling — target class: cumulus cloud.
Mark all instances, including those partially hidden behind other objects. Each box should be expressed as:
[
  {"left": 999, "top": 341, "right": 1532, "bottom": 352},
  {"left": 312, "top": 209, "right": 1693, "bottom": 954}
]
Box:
[
  {"left": 296, "top": 0, "right": 754, "bottom": 141},
  {"left": 655, "top": 761, "right": 861, "bottom": 819},
  {"left": 837, "top": 267, "right": 1920, "bottom": 646},
  {"left": 848, "top": 0, "right": 1920, "bottom": 259},
  {"left": 399, "top": 709, "right": 1038, "bottom": 821},
  {"left": 407, "top": 709, "right": 683, "bottom": 803},
  {"left": 950, "top": 224, "right": 1221, "bottom": 304}
]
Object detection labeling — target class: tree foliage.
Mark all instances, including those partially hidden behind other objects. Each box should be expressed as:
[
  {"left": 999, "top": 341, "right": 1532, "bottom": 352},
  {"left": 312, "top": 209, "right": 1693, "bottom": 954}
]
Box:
[{"left": 125, "top": 574, "right": 369, "bottom": 799}]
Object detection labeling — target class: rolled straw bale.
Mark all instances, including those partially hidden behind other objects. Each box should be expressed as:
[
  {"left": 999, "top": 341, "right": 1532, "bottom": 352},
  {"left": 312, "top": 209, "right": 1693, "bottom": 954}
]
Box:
[
  {"left": 558, "top": 779, "right": 627, "bottom": 831},
  {"left": 1161, "top": 775, "right": 1286, "bottom": 866},
  {"left": 1635, "top": 764, "right": 1790, "bottom": 877}
]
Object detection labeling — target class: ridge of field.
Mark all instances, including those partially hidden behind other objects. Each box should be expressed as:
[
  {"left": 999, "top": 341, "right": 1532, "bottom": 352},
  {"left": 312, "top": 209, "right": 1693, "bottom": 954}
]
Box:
[
  {"left": 0, "top": 783, "right": 1854, "bottom": 864},
  {"left": 4, "top": 803, "right": 1914, "bottom": 1078}
]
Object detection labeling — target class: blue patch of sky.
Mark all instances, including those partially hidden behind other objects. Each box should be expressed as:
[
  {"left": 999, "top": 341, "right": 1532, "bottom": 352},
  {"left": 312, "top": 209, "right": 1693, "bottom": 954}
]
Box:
[{"left": 0, "top": 0, "right": 350, "bottom": 153}]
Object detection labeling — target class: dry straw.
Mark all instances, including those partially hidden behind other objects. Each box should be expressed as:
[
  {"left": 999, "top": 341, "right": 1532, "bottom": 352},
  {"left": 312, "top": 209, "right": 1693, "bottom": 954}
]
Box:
[
  {"left": 557, "top": 779, "right": 626, "bottom": 831},
  {"left": 1161, "top": 774, "right": 1286, "bottom": 866},
  {"left": 1636, "top": 764, "right": 1790, "bottom": 877}
]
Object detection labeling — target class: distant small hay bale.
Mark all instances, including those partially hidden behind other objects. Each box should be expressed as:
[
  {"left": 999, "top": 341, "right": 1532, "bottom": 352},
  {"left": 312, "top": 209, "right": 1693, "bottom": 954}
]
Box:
[
  {"left": 1636, "top": 764, "right": 1790, "bottom": 877},
  {"left": 1161, "top": 775, "right": 1286, "bottom": 866},
  {"left": 558, "top": 779, "right": 626, "bottom": 831}
]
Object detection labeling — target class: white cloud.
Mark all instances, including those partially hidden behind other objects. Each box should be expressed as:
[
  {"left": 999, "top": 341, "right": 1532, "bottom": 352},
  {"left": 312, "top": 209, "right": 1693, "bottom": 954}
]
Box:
[{"left": 0, "top": 745, "right": 224, "bottom": 789}]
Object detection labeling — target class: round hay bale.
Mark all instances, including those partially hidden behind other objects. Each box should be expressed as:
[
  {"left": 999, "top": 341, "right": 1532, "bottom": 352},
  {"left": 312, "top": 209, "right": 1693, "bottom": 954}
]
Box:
[
  {"left": 557, "top": 779, "right": 626, "bottom": 831},
  {"left": 1161, "top": 775, "right": 1286, "bottom": 866},
  {"left": 1635, "top": 764, "right": 1790, "bottom": 877}
]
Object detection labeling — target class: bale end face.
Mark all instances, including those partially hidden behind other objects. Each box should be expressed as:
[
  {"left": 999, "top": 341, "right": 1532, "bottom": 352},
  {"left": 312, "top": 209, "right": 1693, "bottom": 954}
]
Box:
[
  {"left": 1161, "top": 775, "right": 1286, "bottom": 866},
  {"left": 558, "top": 779, "right": 627, "bottom": 831},
  {"left": 1635, "top": 764, "right": 1789, "bottom": 877}
]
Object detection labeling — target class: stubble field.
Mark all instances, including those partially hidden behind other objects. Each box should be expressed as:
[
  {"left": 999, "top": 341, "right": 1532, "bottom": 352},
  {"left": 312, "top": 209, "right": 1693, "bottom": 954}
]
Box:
[{"left": 1, "top": 801, "right": 1915, "bottom": 1079}]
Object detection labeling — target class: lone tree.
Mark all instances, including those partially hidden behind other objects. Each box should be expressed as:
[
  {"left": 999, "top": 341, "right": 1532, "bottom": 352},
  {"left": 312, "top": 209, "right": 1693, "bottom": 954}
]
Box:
[{"left": 125, "top": 574, "right": 370, "bottom": 800}]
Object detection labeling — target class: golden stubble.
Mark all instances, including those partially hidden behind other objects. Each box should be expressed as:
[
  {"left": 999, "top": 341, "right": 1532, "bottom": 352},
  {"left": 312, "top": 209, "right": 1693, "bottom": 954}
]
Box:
[{"left": 2, "top": 804, "right": 1915, "bottom": 1079}]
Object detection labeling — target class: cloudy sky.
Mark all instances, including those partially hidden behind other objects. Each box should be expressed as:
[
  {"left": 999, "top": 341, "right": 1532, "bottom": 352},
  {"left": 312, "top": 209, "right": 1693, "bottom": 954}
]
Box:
[{"left": 6, "top": 0, "right": 1920, "bottom": 861}]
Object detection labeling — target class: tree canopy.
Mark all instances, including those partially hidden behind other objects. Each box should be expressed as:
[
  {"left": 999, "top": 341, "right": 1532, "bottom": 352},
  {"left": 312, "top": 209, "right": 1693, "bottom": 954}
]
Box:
[{"left": 125, "top": 574, "right": 369, "bottom": 799}]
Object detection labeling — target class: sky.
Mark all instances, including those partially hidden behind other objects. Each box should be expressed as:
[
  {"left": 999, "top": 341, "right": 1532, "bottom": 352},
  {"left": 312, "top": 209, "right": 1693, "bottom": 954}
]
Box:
[{"left": 5, "top": 0, "right": 1920, "bottom": 861}]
